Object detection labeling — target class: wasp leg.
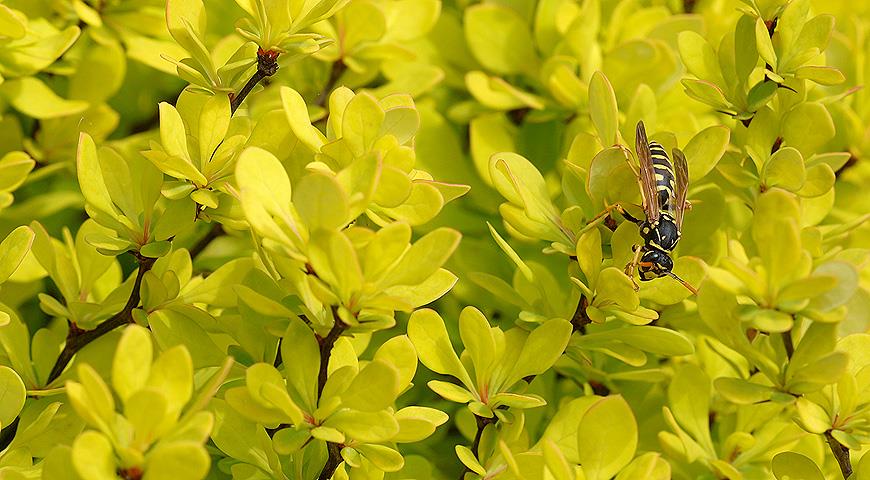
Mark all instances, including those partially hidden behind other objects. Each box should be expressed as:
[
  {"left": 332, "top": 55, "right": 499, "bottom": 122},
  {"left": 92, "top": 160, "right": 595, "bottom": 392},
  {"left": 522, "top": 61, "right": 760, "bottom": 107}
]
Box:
[
  {"left": 624, "top": 245, "right": 643, "bottom": 291},
  {"left": 585, "top": 203, "right": 642, "bottom": 230},
  {"left": 619, "top": 208, "right": 643, "bottom": 225},
  {"left": 581, "top": 204, "right": 620, "bottom": 233}
]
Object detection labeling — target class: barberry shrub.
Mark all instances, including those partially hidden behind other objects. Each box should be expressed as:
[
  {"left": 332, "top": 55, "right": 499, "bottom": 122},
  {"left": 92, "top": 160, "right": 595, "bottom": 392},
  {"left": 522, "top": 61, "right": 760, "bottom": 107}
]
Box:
[{"left": 0, "top": 0, "right": 868, "bottom": 479}]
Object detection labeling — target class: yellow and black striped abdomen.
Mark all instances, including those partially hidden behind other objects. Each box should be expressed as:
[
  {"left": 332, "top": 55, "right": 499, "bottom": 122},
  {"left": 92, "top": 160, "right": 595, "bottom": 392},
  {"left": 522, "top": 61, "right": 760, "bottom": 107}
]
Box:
[{"left": 648, "top": 141, "right": 676, "bottom": 212}]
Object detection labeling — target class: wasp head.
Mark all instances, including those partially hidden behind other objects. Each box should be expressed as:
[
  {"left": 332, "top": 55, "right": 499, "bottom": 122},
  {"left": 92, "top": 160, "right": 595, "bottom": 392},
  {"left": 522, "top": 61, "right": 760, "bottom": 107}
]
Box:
[
  {"left": 636, "top": 246, "right": 698, "bottom": 294},
  {"left": 638, "top": 247, "right": 673, "bottom": 280}
]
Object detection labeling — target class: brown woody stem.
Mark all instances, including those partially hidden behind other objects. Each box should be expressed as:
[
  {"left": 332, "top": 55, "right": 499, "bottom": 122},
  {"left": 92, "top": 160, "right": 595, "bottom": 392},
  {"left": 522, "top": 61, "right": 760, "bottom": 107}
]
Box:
[
  {"left": 188, "top": 223, "right": 223, "bottom": 259},
  {"left": 316, "top": 309, "right": 348, "bottom": 480},
  {"left": 315, "top": 59, "right": 346, "bottom": 108},
  {"left": 317, "top": 441, "right": 344, "bottom": 480},
  {"left": 47, "top": 253, "right": 156, "bottom": 384},
  {"left": 0, "top": 417, "right": 19, "bottom": 451},
  {"left": 195, "top": 50, "right": 278, "bottom": 252},
  {"left": 825, "top": 431, "right": 853, "bottom": 479},
  {"left": 571, "top": 295, "right": 592, "bottom": 334},
  {"left": 782, "top": 331, "right": 795, "bottom": 359},
  {"left": 230, "top": 49, "right": 280, "bottom": 114},
  {"left": 457, "top": 414, "right": 496, "bottom": 480}
]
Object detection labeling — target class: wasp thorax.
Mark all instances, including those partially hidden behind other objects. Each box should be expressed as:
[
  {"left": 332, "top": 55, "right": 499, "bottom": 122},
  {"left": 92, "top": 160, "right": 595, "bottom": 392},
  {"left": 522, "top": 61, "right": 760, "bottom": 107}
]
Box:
[{"left": 640, "top": 215, "right": 680, "bottom": 252}]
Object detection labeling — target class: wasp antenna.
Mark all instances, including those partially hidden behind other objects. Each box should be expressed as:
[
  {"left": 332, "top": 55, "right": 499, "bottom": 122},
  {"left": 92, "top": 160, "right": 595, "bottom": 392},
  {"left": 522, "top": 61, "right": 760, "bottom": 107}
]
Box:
[{"left": 667, "top": 271, "right": 698, "bottom": 295}]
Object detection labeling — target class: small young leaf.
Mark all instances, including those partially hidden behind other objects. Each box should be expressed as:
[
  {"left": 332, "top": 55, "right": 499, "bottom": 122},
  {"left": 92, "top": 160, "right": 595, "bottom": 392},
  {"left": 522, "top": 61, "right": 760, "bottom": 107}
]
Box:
[
  {"left": 0, "top": 366, "right": 26, "bottom": 428},
  {"left": 408, "top": 309, "right": 475, "bottom": 391},
  {"left": 455, "top": 445, "right": 487, "bottom": 475},
  {"left": 464, "top": 4, "right": 536, "bottom": 75},
  {"left": 2, "top": 77, "right": 88, "bottom": 119},
  {"left": 505, "top": 318, "right": 572, "bottom": 387},
  {"left": 293, "top": 173, "right": 349, "bottom": 231},
  {"left": 112, "top": 325, "right": 153, "bottom": 403},
  {"left": 340, "top": 360, "right": 400, "bottom": 412},
  {"left": 682, "top": 125, "right": 730, "bottom": 180},
  {"left": 282, "top": 317, "right": 320, "bottom": 411},
  {"left": 145, "top": 442, "right": 210, "bottom": 480},
  {"left": 342, "top": 92, "right": 386, "bottom": 157},
  {"left": 588, "top": 71, "right": 619, "bottom": 146},
  {"left": 71, "top": 431, "right": 116, "bottom": 480},
  {"left": 0, "top": 225, "right": 34, "bottom": 284},
  {"left": 459, "top": 307, "right": 496, "bottom": 385}
]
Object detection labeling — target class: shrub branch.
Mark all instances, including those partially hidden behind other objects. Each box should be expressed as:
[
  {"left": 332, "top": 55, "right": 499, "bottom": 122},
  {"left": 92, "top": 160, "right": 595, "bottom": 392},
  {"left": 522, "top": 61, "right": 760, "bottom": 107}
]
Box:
[
  {"left": 782, "top": 331, "right": 795, "bottom": 359},
  {"left": 316, "top": 59, "right": 347, "bottom": 108},
  {"left": 457, "top": 414, "right": 496, "bottom": 480},
  {"left": 230, "top": 48, "right": 280, "bottom": 114},
  {"left": 316, "top": 307, "right": 348, "bottom": 480},
  {"left": 318, "top": 441, "right": 343, "bottom": 480},
  {"left": 471, "top": 414, "right": 495, "bottom": 456},
  {"left": 188, "top": 223, "right": 223, "bottom": 259},
  {"left": 194, "top": 48, "right": 278, "bottom": 255},
  {"left": 825, "top": 431, "right": 853, "bottom": 479},
  {"left": 0, "top": 417, "right": 20, "bottom": 451},
  {"left": 570, "top": 295, "right": 592, "bottom": 334},
  {"left": 46, "top": 253, "right": 156, "bottom": 384}
]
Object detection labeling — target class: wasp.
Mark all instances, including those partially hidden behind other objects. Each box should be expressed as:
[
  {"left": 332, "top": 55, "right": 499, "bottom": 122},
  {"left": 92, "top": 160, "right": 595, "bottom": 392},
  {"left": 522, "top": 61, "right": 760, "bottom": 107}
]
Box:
[{"left": 590, "top": 122, "right": 697, "bottom": 294}]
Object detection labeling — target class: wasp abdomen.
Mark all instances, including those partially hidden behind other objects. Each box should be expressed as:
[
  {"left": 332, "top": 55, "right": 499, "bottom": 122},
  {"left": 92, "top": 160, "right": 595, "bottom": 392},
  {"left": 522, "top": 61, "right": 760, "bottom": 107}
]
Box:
[{"left": 648, "top": 141, "right": 676, "bottom": 211}]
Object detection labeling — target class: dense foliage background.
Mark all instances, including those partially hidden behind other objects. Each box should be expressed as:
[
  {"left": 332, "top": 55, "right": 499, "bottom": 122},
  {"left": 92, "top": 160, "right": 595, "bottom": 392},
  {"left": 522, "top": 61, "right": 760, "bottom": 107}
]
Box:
[{"left": 0, "top": 0, "right": 869, "bottom": 478}]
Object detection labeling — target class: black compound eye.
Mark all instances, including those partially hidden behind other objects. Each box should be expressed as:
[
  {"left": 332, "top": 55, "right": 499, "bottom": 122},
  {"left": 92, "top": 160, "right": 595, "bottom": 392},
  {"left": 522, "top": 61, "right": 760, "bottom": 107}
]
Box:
[{"left": 658, "top": 254, "right": 673, "bottom": 272}]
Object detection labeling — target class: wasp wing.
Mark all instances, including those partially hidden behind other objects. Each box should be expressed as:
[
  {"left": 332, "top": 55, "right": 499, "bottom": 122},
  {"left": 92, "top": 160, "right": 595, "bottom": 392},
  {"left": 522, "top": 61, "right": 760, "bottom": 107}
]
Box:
[
  {"left": 672, "top": 147, "right": 690, "bottom": 229},
  {"left": 635, "top": 121, "right": 659, "bottom": 222}
]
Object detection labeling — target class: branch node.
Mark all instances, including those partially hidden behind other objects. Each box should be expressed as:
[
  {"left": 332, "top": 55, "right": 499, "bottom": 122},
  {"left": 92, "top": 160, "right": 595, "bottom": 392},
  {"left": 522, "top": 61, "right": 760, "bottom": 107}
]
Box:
[{"left": 230, "top": 49, "right": 281, "bottom": 114}]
